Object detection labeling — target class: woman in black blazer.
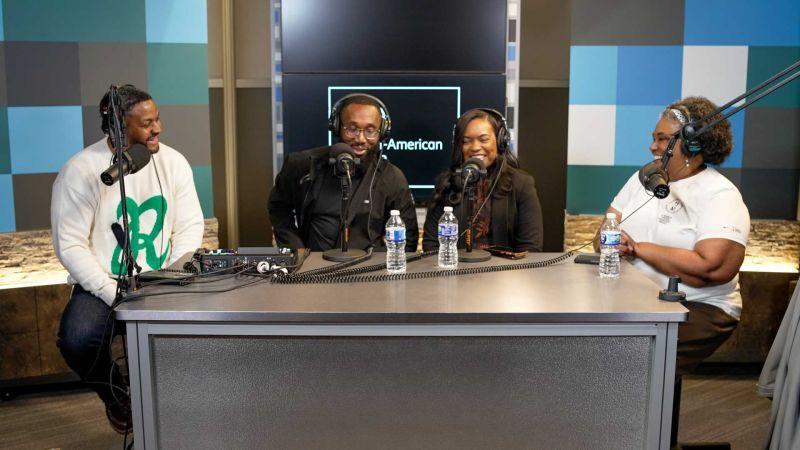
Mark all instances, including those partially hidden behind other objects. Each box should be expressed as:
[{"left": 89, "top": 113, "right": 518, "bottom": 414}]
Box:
[{"left": 422, "top": 108, "right": 543, "bottom": 252}]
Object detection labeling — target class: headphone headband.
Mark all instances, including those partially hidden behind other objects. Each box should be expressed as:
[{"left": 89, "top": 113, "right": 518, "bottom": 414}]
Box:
[
  {"left": 328, "top": 93, "right": 392, "bottom": 142},
  {"left": 670, "top": 108, "right": 689, "bottom": 125},
  {"left": 669, "top": 105, "right": 703, "bottom": 156},
  {"left": 452, "top": 107, "right": 511, "bottom": 155}
]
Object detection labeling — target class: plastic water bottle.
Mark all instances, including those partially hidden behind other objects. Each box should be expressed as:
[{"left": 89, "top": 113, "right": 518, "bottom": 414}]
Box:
[
  {"left": 385, "top": 210, "right": 406, "bottom": 274},
  {"left": 599, "top": 212, "right": 621, "bottom": 279},
  {"left": 438, "top": 206, "right": 458, "bottom": 269}
]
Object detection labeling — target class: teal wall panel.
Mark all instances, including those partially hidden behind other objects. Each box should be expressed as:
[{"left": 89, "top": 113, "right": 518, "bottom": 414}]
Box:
[
  {"left": 192, "top": 165, "right": 214, "bottom": 219},
  {"left": 147, "top": 43, "right": 209, "bottom": 105},
  {"left": 3, "top": 0, "right": 146, "bottom": 42}
]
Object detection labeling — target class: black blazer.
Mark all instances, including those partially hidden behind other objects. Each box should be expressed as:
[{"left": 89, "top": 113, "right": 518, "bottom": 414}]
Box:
[
  {"left": 422, "top": 162, "right": 543, "bottom": 252},
  {"left": 269, "top": 146, "right": 419, "bottom": 252}
]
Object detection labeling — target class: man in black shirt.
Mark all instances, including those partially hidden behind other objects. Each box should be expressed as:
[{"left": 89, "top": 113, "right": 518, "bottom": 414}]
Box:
[{"left": 268, "top": 93, "right": 418, "bottom": 252}]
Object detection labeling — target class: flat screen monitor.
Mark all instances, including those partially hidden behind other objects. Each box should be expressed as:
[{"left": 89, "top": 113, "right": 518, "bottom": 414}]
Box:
[{"left": 281, "top": 0, "right": 507, "bottom": 73}]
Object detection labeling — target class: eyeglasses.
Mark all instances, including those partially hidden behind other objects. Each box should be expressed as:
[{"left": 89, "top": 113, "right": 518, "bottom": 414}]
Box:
[{"left": 342, "top": 126, "right": 380, "bottom": 140}]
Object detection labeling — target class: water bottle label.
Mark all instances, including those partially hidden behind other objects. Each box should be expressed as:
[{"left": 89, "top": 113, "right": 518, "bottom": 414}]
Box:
[
  {"left": 600, "top": 230, "right": 621, "bottom": 246},
  {"left": 386, "top": 227, "right": 405, "bottom": 242},
  {"left": 438, "top": 224, "right": 458, "bottom": 237}
]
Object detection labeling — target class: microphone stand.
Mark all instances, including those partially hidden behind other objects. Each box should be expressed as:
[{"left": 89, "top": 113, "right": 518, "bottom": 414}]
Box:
[
  {"left": 107, "top": 85, "right": 139, "bottom": 303},
  {"left": 459, "top": 172, "right": 491, "bottom": 263},
  {"left": 322, "top": 165, "right": 367, "bottom": 262}
]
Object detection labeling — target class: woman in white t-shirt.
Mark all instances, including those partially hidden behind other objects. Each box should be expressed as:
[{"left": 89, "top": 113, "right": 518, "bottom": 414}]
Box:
[{"left": 600, "top": 96, "right": 750, "bottom": 376}]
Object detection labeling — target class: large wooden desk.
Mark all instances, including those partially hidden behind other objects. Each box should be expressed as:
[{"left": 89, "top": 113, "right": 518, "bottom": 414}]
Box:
[{"left": 116, "top": 253, "right": 687, "bottom": 449}]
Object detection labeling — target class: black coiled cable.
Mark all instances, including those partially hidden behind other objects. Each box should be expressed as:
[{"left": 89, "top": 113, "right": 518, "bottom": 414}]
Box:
[{"left": 273, "top": 251, "right": 576, "bottom": 284}]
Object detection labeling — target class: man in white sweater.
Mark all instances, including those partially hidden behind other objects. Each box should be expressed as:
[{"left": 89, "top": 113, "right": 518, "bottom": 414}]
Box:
[{"left": 51, "top": 85, "right": 204, "bottom": 433}]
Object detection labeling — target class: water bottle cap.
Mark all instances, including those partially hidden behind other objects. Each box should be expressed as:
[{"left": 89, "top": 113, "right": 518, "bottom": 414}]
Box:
[
  {"left": 606, "top": 213, "right": 616, "bottom": 219},
  {"left": 444, "top": 206, "right": 453, "bottom": 212},
  {"left": 390, "top": 210, "right": 400, "bottom": 216}
]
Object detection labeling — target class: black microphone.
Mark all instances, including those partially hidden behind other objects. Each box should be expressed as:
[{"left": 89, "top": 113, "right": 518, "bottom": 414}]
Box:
[
  {"left": 111, "top": 223, "right": 141, "bottom": 273},
  {"left": 111, "top": 222, "right": 127, "bottom": 249},
  {"left": 457, "top": 157, "right": 488, "bottom": 185},
  {"left": 101, "top": 144, "right": 151, "bottom": 186},
  {"left": 638, "top": 160, "right": 670, "bottom": 199},
  {"left": 328, "top": 142, "right": 360, "bottom": 176}
]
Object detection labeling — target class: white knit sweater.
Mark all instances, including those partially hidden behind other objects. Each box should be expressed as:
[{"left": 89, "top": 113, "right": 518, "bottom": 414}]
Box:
[{"left": 51, "top": 139, "right": 204, "bottom": 305}]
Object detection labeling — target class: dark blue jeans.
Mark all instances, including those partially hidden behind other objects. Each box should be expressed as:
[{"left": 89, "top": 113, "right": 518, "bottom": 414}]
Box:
[{"left": 57, "top": 285, "right": 126, "bottom": 405}]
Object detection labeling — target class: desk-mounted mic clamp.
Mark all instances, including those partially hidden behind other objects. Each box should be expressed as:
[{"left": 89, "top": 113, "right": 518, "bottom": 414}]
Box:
[{"left": 659, "top": 276, "right": 686, "bottom": 302}]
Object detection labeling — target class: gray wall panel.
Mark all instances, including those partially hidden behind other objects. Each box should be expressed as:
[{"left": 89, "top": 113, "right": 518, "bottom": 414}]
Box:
[
  {"left": 12, "top": 173, "right": 57, "bottom": 231},
  {"left": 236, "top": 88, "right": 273, "bottom": 246},
  {"left": 0, "top": 44, "right": 6, "bottom": 106},
  {"left": 518, "top": 87, "right": 568, "bottom": 251},
  {"left": 520, "top": 0, "right": 570, "bottom": 81},
  {"left": 81, "top": 105, "right": 105, "bottom": 148},
  {"left": 743, "top": 108, "right": 800, "bottom": 170},
  {"left": 5, "top": 42, "right": 81, "bottom": 106},
  {"left": 741, "top": 169, "right": 800, "bottom": 220},
  {"left": 571, "top": 0, "right": 685, "bottom": 45},
  {"left": 159, "top": 105, "right": 213, "bottom": 166},
  {"left": 208, "top": 87, "right": 275, "bottom": 247},
  {"left": 208, "top": 88, "right": 228, "bottom": 245},
  {"left": 77, "top": 43, "right": 148, "bottom": 106}
]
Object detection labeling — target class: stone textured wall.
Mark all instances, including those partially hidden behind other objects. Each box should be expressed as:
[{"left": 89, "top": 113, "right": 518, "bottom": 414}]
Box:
[
  {"left": 563, "top": 214, "right": 800, "bottom": 270},
  {"left": 564, "top": 214, "right": 604, "bottom": 253},
  {"left": 1, "top": 215, "right": 797, "bottom": 288},
  {"left": 0, "top": 218, "right": 218, "bottom": 288}
]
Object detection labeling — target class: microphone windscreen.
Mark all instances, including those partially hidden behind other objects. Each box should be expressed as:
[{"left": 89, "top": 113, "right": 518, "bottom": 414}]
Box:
[
  {"left": 330, "top": 142, "right": 355, "bottom": 158},
  {"left": 638, "top": 160, "right": 661, "bottom": 186},
  {"left": 127, "top": 144, "right": 151, "bottom": 174},
  {"left": 463, "top": 157, "right": 486, "bottom": 171},
  {"left": 111, "top": 222, "right": 127, "bottom": 248},
  {"left": 638, "top": 160, "right": 670, "bottom": 199}
]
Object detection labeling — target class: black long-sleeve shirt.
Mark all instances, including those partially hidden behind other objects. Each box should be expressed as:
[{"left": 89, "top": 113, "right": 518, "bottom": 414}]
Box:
[{"left": 269, "top": 146, "right": 419, "bottom": 252}]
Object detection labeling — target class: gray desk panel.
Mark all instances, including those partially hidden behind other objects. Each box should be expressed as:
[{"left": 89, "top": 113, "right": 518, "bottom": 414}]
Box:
[
  {"left": 150, "top": 334, "right": 653, "bottom": 449},
  {"left": 115, "top": 253, "right": 687, "bottom": 323}
]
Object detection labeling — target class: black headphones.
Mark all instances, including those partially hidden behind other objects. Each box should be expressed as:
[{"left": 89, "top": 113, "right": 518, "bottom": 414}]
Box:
[
  {"left": 671, "top": 106, "right": 703, "bottom": 156},
  {"left": 328, "top": 93, "right": 392, "bottom": 142},
  {"left": 100, "top": 84, "right": 136, "bottom": 138},
  {"left": 100, "top": 97, "right": 114, "bottom": 136},
  {"left": 452, "top": 108, "right": 511, "bottom": 155}
]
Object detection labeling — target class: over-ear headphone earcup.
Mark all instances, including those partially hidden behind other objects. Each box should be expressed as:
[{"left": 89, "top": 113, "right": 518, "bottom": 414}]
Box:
[
  {"left": 379, "top": 112, "right": 391, "bottom": 141},
  {"left": 496, "top": 127, "right": 509, "bottom": 154},
  {"left": 680, "top": 123, "right": 703, "bottom": 156},
  {"left": 479, "top": 108, "right": 510, "bottom": 154},
  {"left": 101, "top": 105, "right": 110, "bottom": 135},
  {"left": 687, "top": 138, "right": 703, "bottom": 155},
  {"left": 328, "top": 107, "right": 340, "bottom": 136},
  {"left": 685, "top": 127, "right": 703, "bottom": 155},
  {"left": 451, "top": 123, "right": 458, "bottom": 154},
  {"left": 673, "top": 107, "right": 703, "bottom": 156}
]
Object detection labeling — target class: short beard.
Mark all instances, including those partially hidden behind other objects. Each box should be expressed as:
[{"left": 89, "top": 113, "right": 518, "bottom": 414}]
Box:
[{"left": 361, "top": 145, "right": 380, "bottom": 166}]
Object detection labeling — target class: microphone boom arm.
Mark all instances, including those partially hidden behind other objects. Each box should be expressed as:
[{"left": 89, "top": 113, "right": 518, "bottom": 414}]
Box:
[{"left": 683, "top": 59, "right": 800, "bottom": 141}]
